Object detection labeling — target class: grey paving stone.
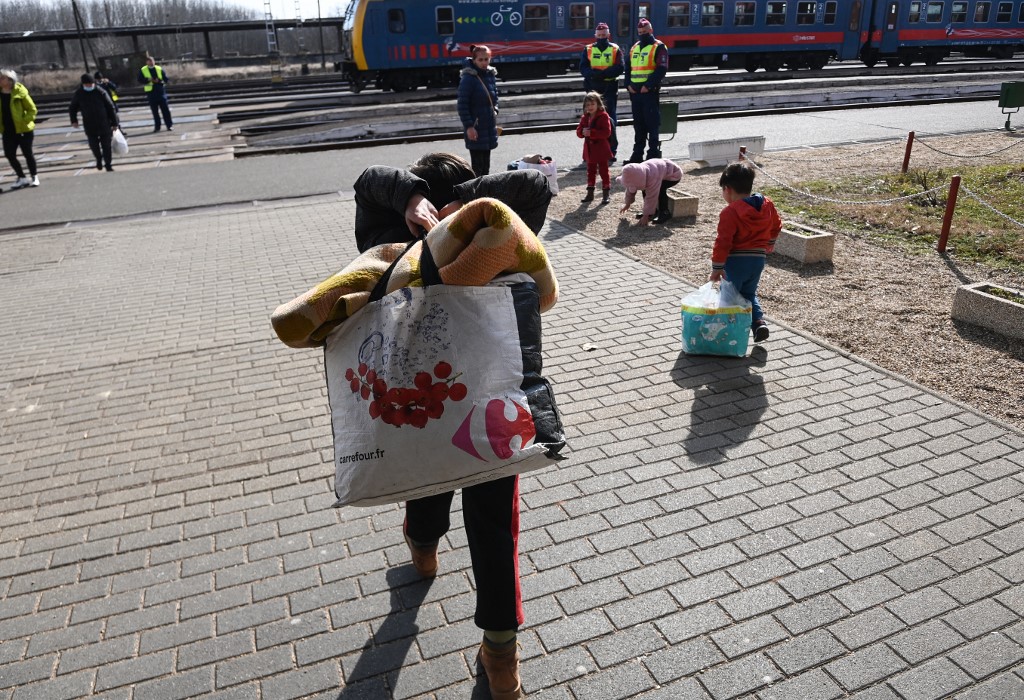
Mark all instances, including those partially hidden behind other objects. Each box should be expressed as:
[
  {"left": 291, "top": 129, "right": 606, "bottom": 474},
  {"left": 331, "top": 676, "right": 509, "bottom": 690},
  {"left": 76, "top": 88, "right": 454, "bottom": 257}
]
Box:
[
  {"left": 719, "top": 582, "right": 792, "bottom": 621},
  {"left": 829, "top": 607, "right": 906, "bottom": 650},
  {"left": 885, "top": 557, "right": 957, "bottom": 592},
  {"left": 766, "top": 628, "right": 845, "bottom": 674},
  {"left": 669, "top": 571, "right": 741, "bottom": 609},
  {"left": 824, "top": 643, "right": 909, "bottom": 691},
  {"left": 133, "top": 668, "right": 215, "bottom": 700},
  {"left": 834, "top": 547, "right": 901, "bottom": 581},
  {"left": 727, "top": 553, "right": 798, "bottom": 588},
  {"left": 774, "top": 594, "right": 849, "bottom": 636},
  {"left": 94, "top": 651, "right": 175, "bottom": 692},
  {"left": 778, "top": 564, "right": 849, "bottom": 601},
  {"left": 696, "top": 653, "right": 781, "bottom": 700},
  {"left": 951, "top": 671, "right": 1024, "bottom": 700},
  {"left": 537, "top": 610, "right": 614, "bottom": 652},
  {"left": 833, "top": 575, "right": 903, "bottom": 613},
  {"left": 756, "top": 668, "right": 843, "bottom": 700},
  {"left": 886, "top": 586, "right": 960, "bottom": 626},
  {"left": 941, "top": 566, "right": 1013, "bottom": 604},
  {"left": 887, "top": 657, "right": 973, "bottom": 700},
  {"left": 948, "top": 632, "right": 1024, "bottom": 680},
  {"left": 633, "top": 677, "right": 711, "bottom": 700},
  {"left": 711, "top": 615, "right": 789, "bottom": 659},
  {"left": 0, "top": 655, "right": 58, "bottom": 691},
  {"left": 943, "top": 598, "right": 1019, "bottom": 639},
  {"left": 567, "top": 659, "right": 659, "bottom": 700},
  {"left": 654, "top": 602, "right": 732, "bottom": 645},
  {"left": 586, "top": 623, "right": 666, "bottom": 669},
  {"left": 886, "top": 619, "right": 966, "bottom": 664},
  {"left": 605, "top": 590, "right": 681, "bottom": 629}
]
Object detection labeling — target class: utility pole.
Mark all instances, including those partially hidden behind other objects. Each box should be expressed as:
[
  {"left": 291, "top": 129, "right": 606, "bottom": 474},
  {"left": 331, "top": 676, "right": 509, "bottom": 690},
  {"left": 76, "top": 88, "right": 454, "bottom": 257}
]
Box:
[{"left": 70, "top": 0, "right": 91, "bottom": 73}]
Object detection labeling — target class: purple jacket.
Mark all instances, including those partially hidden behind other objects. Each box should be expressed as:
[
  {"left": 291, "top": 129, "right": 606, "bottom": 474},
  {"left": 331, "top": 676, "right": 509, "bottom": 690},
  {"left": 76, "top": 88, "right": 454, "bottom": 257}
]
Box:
[{"left": 618, "top": 159, "right": 683, "bottom": 216}]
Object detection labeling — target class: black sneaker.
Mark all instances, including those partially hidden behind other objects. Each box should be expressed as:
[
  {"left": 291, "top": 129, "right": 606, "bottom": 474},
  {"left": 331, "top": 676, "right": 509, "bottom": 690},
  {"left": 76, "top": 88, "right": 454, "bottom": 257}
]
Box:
[{"left": 752, "top": 321, "right": 770, "bottom": 343}]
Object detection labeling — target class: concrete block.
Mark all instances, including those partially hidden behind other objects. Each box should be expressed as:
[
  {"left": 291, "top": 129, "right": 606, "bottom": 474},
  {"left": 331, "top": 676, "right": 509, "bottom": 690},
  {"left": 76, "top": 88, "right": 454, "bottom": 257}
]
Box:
[
  {"left": 950, "top": 282, "right": 1024, "bottom": 341},
  {"left": 774, "top": 222, "right": 835, "bottom": 264},
  {"left": 666, "top": 188, "right": 698, "bottom": 223},
  {"left": 688, "top": 135, "right": 766, "bottom": 166}
]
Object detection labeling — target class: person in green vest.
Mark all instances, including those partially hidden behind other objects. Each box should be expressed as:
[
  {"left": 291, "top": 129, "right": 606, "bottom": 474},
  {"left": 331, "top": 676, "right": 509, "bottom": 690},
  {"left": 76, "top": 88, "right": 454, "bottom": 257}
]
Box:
[
  {"left": 580, "top": 22, "right": 624, "bottom": 162},
  {"left": 0, "top": 68, "right": 39, "bottom": 189},
  {"left": 138, "top": 56, "right": 173, "bottom": 132},
  {"left": 624, "top": 18, "right": 668, "bottom": 163}
]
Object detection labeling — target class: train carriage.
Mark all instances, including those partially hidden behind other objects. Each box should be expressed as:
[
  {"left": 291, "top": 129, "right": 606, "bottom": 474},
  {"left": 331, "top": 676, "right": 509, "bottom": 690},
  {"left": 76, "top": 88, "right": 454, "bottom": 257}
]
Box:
[{"left": 340, "top": 0, "right": 1023, "bottom": 92}]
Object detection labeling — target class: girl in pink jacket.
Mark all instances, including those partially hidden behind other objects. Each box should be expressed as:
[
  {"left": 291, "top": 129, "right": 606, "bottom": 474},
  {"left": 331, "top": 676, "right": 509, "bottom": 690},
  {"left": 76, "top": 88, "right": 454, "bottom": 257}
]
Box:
[{"left": 617, "top": 158, "right": 682, "bottom": 226}]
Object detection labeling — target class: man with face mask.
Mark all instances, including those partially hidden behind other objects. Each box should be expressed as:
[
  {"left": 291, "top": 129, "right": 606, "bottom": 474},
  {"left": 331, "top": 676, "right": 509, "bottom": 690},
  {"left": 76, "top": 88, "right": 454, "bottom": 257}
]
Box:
[
  {"left": 580, "top": 22, "right": 623, "bottom": 162},
  {"left": 624, "top": 18, "right": 668, "bottom": 163},
  {"left": 69, "top": 73, "right": 119, "bottom": 172}
]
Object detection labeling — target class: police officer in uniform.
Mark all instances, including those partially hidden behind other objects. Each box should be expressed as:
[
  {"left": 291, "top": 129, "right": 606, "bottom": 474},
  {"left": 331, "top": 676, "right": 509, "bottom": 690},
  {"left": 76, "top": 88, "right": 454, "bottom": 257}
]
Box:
[
  {"left": 580, "top": 22, "right": 624, "bottom": 162},
  {"left": 624, "top": 18, "right": 668, "bottom": 163},
  {"left": 138, "top": 56, "right": 173, "bottom": 132}
]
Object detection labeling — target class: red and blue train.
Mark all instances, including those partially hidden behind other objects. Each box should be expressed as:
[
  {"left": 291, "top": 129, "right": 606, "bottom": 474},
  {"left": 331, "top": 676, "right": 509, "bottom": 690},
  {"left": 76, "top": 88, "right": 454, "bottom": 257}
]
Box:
[{"left": 340, "top": 1, "right": 1024, "bottom": 91}]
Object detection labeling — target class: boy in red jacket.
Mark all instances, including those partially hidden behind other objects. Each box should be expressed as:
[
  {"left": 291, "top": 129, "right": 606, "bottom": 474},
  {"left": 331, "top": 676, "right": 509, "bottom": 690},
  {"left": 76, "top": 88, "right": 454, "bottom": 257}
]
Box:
[{"left": 709, "top": 161, "right": 782, "bottom": 343}]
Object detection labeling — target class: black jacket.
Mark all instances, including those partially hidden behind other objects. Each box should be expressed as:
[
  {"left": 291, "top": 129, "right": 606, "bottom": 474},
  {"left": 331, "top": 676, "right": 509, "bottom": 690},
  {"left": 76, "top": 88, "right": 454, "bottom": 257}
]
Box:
[
  {"left": 69, "top": 86, "right": 118, "bottom": 131},
  {"left": 353, "top": 167, "right": 552, "bottom": 252}
]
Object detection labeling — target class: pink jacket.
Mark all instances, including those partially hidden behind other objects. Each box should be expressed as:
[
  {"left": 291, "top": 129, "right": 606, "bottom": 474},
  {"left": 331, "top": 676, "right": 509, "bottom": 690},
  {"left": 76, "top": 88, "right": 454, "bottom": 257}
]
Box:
[{"left": 617, "top": 159, "right": 683, "bottom": 216}]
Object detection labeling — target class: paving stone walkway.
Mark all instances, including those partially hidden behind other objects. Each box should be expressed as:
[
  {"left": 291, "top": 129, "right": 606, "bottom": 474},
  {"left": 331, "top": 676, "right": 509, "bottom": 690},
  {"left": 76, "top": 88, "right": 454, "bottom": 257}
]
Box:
[{"left": 1, "top": 197, "right": 1022, "bottom": 700}]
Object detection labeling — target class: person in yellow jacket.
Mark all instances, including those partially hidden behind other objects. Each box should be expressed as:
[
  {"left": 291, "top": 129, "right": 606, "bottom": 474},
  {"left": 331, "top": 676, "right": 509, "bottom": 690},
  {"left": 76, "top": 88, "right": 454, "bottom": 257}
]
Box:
[
  {"left": 0, "top": 68, "right": 40, "bottom": 189},
  {"left": 138, "top": 56, "right": 174, "bottom": 132},
  {"left": 624, "top": 18, "right": 668, "bottom": 163}
]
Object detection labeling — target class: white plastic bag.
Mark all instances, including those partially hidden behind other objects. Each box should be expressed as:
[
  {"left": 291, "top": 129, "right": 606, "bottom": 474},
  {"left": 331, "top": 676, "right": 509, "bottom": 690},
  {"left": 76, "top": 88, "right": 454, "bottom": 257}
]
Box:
[
  {"left": 516, "top": 160, "right": 559, "bottom": 195},
  {"left": 680, "top": 281, "right": 752, "bottom": 357},
  {"left": 111, "top": 128, "right": 129, "bottom": 156},
  {"left": 324, "top": 245, "right": 565, "bottom": 507}
]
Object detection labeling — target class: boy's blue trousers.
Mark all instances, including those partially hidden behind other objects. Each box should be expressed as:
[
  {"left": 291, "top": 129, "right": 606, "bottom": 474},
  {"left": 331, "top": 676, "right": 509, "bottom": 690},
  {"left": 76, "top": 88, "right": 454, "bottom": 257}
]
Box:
[{"left": 724, "top": 255, "right": 766, "bottom": 324}]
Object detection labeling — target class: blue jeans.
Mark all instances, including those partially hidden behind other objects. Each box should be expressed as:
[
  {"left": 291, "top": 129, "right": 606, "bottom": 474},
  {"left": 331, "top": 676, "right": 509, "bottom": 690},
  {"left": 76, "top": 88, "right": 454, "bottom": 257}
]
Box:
[{"left": 724, "top": 255, "right": 766, "bottom": 324}]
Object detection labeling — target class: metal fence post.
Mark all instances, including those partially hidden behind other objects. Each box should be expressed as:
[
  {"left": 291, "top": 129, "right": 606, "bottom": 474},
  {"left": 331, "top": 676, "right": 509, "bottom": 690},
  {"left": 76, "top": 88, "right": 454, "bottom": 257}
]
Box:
[
  {"left": 902, "top": 131, "right": 915, "bottom": 173},
  {"left": 937, "top": 175, "right": 961, "bottom": 253}
]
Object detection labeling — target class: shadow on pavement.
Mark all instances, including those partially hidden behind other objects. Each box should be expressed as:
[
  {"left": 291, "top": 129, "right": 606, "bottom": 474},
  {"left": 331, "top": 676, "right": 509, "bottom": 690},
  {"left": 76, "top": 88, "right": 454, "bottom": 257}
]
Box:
[{"left": 671, "top": 345, "right": 769, "bottom": 465}]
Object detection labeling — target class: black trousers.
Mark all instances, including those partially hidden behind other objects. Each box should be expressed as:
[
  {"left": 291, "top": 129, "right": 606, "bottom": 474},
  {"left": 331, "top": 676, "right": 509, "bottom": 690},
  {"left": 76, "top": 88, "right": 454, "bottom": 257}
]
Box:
[
  {"left": 595, "top": 81, "right": 619, "bottom": 157},
  {"left": 405, "top": 474, "right": 523, "bottom": 631},
  {"left": 148, "top": 94, "right": 173, "bottom": 130},
  {"left": 629, "top": 89, "right": 661, "bottom": 159},
  {"left": 85, "top": 127, "right": 113, "bottom": 169},
  {"left": 469, "top": 149, "right": 491, "bottom": 177},
  {"left": 659, "top": 178, "right": 680, "bottom": 213},
  {"left": 2, "top": 130, "right": 36, "bottom": 179}
]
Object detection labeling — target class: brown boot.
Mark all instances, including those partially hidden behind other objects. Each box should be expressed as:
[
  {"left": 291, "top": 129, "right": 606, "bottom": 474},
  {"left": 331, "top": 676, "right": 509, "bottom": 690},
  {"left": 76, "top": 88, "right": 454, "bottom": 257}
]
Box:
[
  {"left": 477, "top": 639, "right": 522, "bottom": 699},
  {"left": 404, "top": 532, "right": 438, "bottom": 578}
]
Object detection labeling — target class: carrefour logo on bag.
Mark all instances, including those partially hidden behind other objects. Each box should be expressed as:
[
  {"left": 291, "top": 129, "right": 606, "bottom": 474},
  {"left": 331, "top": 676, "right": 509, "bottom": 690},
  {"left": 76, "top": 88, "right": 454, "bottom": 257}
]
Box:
[{"left": 453, "top": 397, "right": 536, "bottom": 462}]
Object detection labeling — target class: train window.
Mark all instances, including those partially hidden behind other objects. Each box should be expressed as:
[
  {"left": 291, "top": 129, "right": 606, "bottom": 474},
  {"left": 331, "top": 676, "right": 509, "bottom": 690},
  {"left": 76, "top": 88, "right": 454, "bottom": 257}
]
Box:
[
  {"left": 702, "top": 2, "right": 724, "bottom": 25},
  {"left": 570, "top": 4, "right": 596, "bottom": 30},
  {"left": 766, "top": 1, "right": 787, "bottom": 25},
  {"left": 925, "top": 2, "right": 944, "bottom": 20},
  {"left": 387, "top": 9, "right": 405, "bottom": 33},
  {"left": 668, "top": 2, "right": 692, "bottom": 26},
  {"left": 975, "top": 2, "right": 991, "bottom": 21},
  {"left": 735, "top": 1, "right": 756, "bottom": 25},
  {"left": 951, "top": 1, "right": 967, "bottom": 21},
  {"left": 909, "top": 2, "right": 922, "bottom": 21},
  {"left": 824, "top": 1, "right": 838, "bottom": 23},
  {"left": 436, "top": 7, "right": 454, "bottom": 35},
  {"left": 524, "top": 5, "right": 550, "bottom": 32},
  {"left": 996, "top": 1, "right": 1012, "bottom": 21},
  {"left": 1019, "top": 3, "right": 1024, "bottom": 21},
  {"left": 616, "top": 3, "right": 631, "bottom": 35},
  {"left": 849, "top": 0, "right": 862, "bottom": 29},
  {"left": 796, "top": 1, "right": 815, "bottom": 23}
]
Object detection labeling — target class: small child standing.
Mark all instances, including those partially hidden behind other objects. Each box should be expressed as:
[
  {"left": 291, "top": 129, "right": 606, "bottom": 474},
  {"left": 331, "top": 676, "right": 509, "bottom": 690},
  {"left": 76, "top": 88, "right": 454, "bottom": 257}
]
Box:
[
  {"left": 709, "top": 161, "right": 782, "bottom": 343},
  {"left": 576, "top": 91, "right": 613, "bottom": 204},
  {"left": 617, "top": 158, "right": 682, "bottom": 226}
]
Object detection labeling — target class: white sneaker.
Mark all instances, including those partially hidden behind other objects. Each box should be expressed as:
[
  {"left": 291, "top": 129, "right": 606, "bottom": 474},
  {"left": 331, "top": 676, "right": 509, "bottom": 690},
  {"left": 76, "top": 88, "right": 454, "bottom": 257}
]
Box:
[{"left": 29, "top": 175, "right": 39, "bottom": 187}]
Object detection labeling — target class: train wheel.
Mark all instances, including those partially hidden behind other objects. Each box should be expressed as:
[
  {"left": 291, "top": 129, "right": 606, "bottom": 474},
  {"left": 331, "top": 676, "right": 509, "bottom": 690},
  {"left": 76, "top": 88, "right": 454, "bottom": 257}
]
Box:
[
  {"left": 349, "top": 74, "right": 367, "bottom": 93},
  {"left": 885, "top": 58, "right": 901, "bottom": 68},
  {"left": 901, "top": 58, "right": 914, "bottom": 67}
]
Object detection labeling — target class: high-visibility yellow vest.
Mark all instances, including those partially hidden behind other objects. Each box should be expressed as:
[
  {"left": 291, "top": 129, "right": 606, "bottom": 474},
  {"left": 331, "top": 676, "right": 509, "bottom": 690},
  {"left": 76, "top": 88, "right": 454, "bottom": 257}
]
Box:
[
  {"left": 141, "top": 65, "right": 164, "bottom": 92},
  {"left": 630, "top": 40, "right": 664, "bottom": 82},
  {"left": 587, "top": 43, "right": 620, "bottom": 78}
]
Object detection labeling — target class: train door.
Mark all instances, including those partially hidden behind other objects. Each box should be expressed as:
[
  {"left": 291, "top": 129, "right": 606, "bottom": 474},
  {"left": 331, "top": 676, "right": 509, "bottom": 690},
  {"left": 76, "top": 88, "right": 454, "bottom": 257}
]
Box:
[
  {"left": 840, "top": 0, "right": 867, "bottom": 61},
  {"left": 877, "top": 1, "right": 902, "bottom": 54},
  {"left": 615, "top": 2, "right": 652, "bottom": 50}
]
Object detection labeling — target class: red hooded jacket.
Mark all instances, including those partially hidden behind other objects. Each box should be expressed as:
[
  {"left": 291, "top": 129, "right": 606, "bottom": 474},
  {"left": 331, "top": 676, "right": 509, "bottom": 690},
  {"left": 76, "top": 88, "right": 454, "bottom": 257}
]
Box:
[{"left": 711, "top": 194, "right": 782, "bottom": 270}]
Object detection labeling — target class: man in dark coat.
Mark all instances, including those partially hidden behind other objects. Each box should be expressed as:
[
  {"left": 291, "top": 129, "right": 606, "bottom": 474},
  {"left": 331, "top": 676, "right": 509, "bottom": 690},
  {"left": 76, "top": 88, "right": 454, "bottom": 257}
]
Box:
[
  {"left": 353, "top": 152, "right": 552, "bottom": 253},
  {"left": 69, "top": 73, "right": 119, "bottom": 172}
]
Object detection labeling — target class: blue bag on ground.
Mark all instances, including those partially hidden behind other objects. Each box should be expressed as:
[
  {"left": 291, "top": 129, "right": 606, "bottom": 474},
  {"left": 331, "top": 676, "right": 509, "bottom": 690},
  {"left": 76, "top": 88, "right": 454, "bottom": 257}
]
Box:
[{"left": 680, "top": 281, "right": 752, "bottom": 357}]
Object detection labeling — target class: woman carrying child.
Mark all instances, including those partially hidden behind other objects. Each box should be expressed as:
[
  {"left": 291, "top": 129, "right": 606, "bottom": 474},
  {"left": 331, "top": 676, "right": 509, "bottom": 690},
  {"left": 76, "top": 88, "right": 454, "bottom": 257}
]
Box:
[{"left": 576, "top": 91, "right": 613, "bottom": 204}]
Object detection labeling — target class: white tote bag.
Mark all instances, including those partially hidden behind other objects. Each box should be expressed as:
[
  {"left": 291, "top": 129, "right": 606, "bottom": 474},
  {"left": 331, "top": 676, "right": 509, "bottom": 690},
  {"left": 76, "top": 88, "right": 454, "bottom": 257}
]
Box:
[
  {"left": 324, "top": 244, "right": 565, "bottom": 507},
  {"left": 111, "top": 128, "right": 129, "bottom": 155},
  {"left": 516, "top": 160, "right": 559, "bottom": 195}
]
